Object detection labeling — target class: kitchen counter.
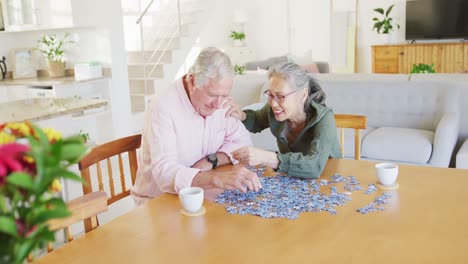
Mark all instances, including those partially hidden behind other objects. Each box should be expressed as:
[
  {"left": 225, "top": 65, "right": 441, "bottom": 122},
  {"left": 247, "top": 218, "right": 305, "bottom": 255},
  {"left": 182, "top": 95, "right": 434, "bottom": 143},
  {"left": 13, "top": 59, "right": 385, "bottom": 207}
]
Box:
[
  {"left": 0, "top": 98, "right": 108, "bottom": 122},
  {"left": 0, "top": 76, "right": 109, "bottom": 87}
]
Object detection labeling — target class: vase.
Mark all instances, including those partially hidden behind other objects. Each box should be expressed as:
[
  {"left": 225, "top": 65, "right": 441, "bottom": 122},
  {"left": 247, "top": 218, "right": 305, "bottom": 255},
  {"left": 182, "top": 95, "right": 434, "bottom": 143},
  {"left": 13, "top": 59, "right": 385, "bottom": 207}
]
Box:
[
  {"left": 47, "top": 61, "right": 66, "bottom": 77},
  {"left": 233, "top": 39, "right": 245, "bottom": 47},
  {"left": 379, "top": 33, "right": 392, "bottom": 44}
]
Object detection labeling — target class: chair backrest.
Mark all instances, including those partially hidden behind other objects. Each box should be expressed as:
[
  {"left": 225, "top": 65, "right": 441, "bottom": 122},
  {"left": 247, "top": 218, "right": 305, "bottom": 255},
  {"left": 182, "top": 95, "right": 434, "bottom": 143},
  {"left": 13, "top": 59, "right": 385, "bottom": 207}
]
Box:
[
  {"left": 30, "top": 191, "right": 108, "bottom": 262},
  {"left": 334, "top": 114, "right": 367, "bottom": 160},
  {"left": 78, "top": 134, "right": 142, "bottom": 209}
]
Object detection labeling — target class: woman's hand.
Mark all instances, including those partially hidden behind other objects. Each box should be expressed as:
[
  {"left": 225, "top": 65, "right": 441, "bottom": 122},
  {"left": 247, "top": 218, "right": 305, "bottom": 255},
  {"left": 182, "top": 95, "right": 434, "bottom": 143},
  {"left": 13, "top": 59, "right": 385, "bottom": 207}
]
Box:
[
  {"left": 223, "top": 97, "right": 247, "bottom": 121},
  {"left": 232, "top": 147, "right": 278, "bottom": 168}
]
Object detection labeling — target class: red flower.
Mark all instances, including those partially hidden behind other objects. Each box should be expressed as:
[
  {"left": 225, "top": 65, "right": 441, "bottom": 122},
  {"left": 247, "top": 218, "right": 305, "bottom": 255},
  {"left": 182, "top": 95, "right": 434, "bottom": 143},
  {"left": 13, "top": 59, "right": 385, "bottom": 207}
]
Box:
[
  {"left": 15, "top": 219, "right": 37, "bottom": 237},
  {"left": 0, "top": 143, "right": 30, "bottom": 185}
]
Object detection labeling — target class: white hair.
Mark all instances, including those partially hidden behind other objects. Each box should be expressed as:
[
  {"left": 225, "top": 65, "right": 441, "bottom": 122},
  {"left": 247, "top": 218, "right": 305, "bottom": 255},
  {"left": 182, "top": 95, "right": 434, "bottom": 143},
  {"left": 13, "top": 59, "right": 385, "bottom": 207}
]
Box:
[
  {"left": 188, "top": 47, "right": 234, "bottom": 88},
  {"left": 268, "top": 62, "right": 326, "bottom": 114}
]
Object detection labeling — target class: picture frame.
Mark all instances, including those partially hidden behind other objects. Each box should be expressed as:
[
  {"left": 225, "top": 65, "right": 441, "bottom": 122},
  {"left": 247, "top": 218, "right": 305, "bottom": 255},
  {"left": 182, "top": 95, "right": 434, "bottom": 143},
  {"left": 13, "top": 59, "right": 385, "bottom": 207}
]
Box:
[{"left": 10, "top": 48, "right": 37, "bottom": 79}]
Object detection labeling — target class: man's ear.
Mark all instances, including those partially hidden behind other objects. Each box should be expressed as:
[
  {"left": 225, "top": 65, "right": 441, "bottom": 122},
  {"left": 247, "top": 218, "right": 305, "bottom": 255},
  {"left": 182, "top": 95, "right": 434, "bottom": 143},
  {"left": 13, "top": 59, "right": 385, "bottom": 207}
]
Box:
[{"left": 188, "top": 74, "right": 196, "bottom": 91}]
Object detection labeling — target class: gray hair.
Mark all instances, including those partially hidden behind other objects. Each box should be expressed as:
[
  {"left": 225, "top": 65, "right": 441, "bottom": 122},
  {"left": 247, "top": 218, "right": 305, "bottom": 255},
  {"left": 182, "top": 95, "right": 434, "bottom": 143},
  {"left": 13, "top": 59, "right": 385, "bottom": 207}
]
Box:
[
  {"left": 268, "top": 62, "right": 326, "bottom": 114},
  {"left": 188, "top": 47, "right": 234, "bottom": 88}
]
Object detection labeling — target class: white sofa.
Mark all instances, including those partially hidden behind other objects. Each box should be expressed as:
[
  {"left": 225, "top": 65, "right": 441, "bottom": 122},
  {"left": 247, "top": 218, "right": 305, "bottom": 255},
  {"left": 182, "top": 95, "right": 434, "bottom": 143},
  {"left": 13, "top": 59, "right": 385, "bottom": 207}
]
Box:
[
  {"left": 409, "top": 74, "right": 468, "bottom": 169},
  {"left": 457, "top": 139, "right": 468, "bottom": 169},
  {"left": 232, "top": 73, "right": 463, "bottom": 168}
]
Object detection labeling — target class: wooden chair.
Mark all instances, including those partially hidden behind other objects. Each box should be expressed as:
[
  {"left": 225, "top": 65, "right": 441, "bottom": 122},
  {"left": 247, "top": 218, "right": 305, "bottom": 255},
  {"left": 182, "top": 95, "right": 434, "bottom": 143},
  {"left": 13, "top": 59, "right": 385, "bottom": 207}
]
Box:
[
  {"left": 334, "top": 114, "right": 367, "bottom": 160},
  {"left": 30, "top": 191, "right": 108, "bottom": 262},
  {"left": 78, "top": 134, "right": 141, "bottom": 231}
]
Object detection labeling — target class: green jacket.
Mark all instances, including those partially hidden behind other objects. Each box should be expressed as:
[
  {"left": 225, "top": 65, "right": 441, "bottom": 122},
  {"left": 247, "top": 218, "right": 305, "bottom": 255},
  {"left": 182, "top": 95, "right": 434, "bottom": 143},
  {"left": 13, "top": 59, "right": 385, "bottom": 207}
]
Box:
[{"left": 243, "top": 101, "right": 342, "bottom": 178}]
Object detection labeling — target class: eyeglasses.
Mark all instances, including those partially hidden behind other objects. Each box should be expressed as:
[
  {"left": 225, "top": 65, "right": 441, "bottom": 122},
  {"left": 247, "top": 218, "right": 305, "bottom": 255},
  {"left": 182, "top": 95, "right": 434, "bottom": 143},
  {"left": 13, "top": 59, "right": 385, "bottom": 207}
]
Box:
[{"left": 263, "top": 89, "right": 301, "bottom": 104}]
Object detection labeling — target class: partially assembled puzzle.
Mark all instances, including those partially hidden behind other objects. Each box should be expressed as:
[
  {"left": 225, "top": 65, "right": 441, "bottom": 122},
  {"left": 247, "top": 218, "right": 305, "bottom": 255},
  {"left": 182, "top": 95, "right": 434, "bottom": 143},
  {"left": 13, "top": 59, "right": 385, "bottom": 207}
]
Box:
[{"left": 215, "top": 167, "right": 392, "bottom": 220}]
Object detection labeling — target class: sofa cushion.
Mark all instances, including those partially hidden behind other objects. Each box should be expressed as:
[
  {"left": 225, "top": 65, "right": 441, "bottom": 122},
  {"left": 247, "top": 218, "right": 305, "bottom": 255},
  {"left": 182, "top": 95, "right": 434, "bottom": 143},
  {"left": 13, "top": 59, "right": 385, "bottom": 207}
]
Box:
[
  {"left": 250, "top": 129, "right": 279, "bottom": 152},
  {"left": 232, "top": 72, "right": 268, "bottom": 107},
  {"left": 362, "top": 127, "right": 434, "bottom": 164},
  {"left": 301, "top": 64, "right": 320, "bottom": 74}
]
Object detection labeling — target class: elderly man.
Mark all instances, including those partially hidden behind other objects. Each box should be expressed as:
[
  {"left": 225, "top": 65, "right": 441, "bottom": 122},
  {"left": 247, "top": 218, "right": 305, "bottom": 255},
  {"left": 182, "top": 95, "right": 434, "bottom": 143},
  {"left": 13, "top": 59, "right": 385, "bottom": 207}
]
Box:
[{"left": 131, "top": 47, "right": 261, "bottom": 206}]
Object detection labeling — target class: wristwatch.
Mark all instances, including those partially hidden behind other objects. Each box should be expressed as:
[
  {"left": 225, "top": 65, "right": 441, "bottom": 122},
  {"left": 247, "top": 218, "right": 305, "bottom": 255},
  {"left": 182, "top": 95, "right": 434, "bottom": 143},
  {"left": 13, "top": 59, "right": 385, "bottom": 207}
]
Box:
[{"left": 207, "top": 154, "right": 218, "bottom": 169}]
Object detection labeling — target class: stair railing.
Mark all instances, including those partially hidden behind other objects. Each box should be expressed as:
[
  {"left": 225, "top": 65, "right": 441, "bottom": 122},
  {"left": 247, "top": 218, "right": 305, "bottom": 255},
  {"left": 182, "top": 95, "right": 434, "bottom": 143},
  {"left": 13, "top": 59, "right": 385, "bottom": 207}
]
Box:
[{"left": 136, "top": 0, "right": 182, "bottom": 95}]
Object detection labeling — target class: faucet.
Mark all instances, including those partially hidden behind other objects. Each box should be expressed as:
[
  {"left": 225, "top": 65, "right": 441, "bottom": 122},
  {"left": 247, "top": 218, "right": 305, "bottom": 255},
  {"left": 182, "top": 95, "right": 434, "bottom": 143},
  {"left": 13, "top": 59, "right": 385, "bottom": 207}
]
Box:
[{"left": 0, "top": 56, "right": 6, "bottom": 80}]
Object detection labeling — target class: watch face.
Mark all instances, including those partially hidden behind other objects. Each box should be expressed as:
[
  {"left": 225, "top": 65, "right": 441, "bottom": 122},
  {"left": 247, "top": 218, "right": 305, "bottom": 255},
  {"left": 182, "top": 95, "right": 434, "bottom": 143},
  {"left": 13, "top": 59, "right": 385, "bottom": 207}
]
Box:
[
  {"left": 207, "top": 154, "right": 217, "bottom": 167},
  {"left": 208, "top": 154, "right": 217, "bottom": 162}
]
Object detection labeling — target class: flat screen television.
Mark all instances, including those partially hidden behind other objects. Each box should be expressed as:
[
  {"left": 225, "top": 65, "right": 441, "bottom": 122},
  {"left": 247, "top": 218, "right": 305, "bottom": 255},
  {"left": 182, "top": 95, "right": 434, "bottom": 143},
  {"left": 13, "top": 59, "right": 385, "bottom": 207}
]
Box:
[{"left": 406, "top": 0, "right": 468, "bottom": 40}]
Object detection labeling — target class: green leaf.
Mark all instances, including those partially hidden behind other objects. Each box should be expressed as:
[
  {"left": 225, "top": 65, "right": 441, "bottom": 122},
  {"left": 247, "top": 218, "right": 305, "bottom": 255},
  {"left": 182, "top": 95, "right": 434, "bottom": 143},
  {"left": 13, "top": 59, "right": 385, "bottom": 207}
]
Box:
[
  {"left": 373, "top": 8, "right": 384, "bottom": 15},
  {"left": 30, "top": 124, "right": 49, "bottom": 147},
  {"left": 0, "top": 217, "right": 18, "bottom": 237},
  {"left": 26, "top": 225, "right": 54, "bottom": 241},
  {"left": 15, "top": 239, "right": 35, "bottom": 264},
  {"left": 62, "top": 135, "right": 86, "bottom": 145},
  {"left": 42, "top": 197, "right": 68, "bottom": 209},
  {"left": 0, "top": 194, "right": 7, "bottom": 213},
  {"left": 30, "top": 208, "right": 71, "bottom": 225},
  {"left": 29, "top": 142, "right": 45, "bottom": 182},
  {"left": 386, "top": 4, "right": 395, "bottom": 17},
  {"left": 48, "top": 168, "right": 83, "bottom": 183},
  {"left": 373, "top": 17, "right": 379, "bottom": 21},
  {"left": 6, "top": 173, "right": 34, "bottom": 190},
  {"left": 60, "top": 143, "right": 87, "bottom": 162}
]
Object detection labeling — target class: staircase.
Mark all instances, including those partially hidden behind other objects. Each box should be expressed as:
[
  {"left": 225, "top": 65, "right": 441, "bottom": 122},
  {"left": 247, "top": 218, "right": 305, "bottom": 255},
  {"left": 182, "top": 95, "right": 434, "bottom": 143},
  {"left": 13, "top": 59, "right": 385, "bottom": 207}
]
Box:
[{"left": 123, "top": 0, "right": 204, "bottom": 112}]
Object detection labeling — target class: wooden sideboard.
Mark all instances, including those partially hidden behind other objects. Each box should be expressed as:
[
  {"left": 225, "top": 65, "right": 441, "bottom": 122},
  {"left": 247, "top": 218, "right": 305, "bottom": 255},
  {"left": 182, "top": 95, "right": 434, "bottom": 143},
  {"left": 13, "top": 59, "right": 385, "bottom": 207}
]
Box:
[{"left": 372, "top": 42, "right": 468, "bottom": 74}]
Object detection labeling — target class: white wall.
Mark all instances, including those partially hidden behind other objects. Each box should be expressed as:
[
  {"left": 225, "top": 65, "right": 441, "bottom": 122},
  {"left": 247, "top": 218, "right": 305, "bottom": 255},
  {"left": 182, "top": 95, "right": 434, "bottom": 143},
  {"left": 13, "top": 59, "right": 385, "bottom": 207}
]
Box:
[
  {"left": 290, "top": 0, "right": 330, "bottom": 62},
  {"left": 195, "top": 0, "right": 330, "bottom": 64},
  {"left": 194, "top": 0, "right": 414, "bottom": 73},
  {"left": 181, "top": 0, "right": 419, "bottom": 73},
  {"left": 71, "top": 0, "right": 132, "bottom": 140},
  {"left": 357, "top": 0, "right": 406, "bottom": 73}
]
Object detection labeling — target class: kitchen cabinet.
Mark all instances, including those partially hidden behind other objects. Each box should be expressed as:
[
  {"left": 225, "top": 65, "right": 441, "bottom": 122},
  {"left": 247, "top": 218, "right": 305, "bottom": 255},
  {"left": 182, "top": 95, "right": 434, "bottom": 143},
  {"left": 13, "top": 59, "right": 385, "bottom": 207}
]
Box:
[
  {"left": 0, "top": 77, "right": 110, "bottom": 122},
  {"left": 0, "top": 0, "right": 73, "bottom": 32}
]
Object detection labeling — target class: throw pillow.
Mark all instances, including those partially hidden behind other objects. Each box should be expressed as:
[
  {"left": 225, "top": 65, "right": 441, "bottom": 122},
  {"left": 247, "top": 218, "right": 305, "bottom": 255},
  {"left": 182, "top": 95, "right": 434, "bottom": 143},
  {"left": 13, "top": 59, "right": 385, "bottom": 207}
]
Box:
[{"left": 301, "top": 64, "right": 320, "bottom": 74}]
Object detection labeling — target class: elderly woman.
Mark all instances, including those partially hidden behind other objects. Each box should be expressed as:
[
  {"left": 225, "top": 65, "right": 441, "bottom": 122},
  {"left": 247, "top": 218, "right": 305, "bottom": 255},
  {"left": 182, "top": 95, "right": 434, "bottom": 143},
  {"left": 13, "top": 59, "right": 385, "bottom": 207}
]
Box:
[{"left": 228, "top": 62, "right": 342, "bottom": 178}]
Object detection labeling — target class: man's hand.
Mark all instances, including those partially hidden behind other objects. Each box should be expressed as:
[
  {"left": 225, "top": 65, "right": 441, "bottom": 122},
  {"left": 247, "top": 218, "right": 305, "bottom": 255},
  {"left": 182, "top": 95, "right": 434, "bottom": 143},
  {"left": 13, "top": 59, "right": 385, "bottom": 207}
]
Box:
[
  {"left": 222, "top": 97, "right": 247, "bottom": 121},
  {"left": 191, "top": 157, "right": 213, "bottom": 171},
  {"left": 211, "top": 165, "right": 262, "bottom": 192}
]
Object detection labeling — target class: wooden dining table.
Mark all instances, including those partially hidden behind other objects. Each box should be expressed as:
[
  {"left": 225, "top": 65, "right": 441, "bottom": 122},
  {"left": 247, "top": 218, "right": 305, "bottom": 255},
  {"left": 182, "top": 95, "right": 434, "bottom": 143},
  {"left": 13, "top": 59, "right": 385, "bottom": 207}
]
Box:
[{"left": 35, "top": 159, "right": 468, "bottom": 263}]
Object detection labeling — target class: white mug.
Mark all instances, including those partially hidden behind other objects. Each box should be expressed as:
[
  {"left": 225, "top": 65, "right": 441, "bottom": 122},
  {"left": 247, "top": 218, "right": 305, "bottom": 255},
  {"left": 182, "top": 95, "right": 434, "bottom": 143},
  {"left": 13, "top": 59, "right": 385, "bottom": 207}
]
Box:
[
  {"left": 179, "top": 187, "right": 204, "bottom": 213},
  {"left": 375, "top": 163, "right": 399, "bottom": 185}
]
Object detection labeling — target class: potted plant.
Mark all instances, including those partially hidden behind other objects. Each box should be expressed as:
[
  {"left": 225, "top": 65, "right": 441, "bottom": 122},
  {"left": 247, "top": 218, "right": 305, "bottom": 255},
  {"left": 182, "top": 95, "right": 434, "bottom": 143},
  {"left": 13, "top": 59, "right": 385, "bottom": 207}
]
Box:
[
  {"left": 410, "top": 63, "right": 436, "bottom": 74},
  {"left": 36, "top": 33, "right": 74, "bottom": 78},
  {"left": 78, "top": 129, "right": 90, "bottom": 144},
  {"left": 234, "top": 64, "right": 246, "bottom": 75},
  {"left": 229, "top": 31, "right": 246, "bottom": 47},
  {"left": 0, "top": 122, "right": 86, "bottom": 263},
  {"left": 372, "top": 4, "right": 400, "bottom": 43}
]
